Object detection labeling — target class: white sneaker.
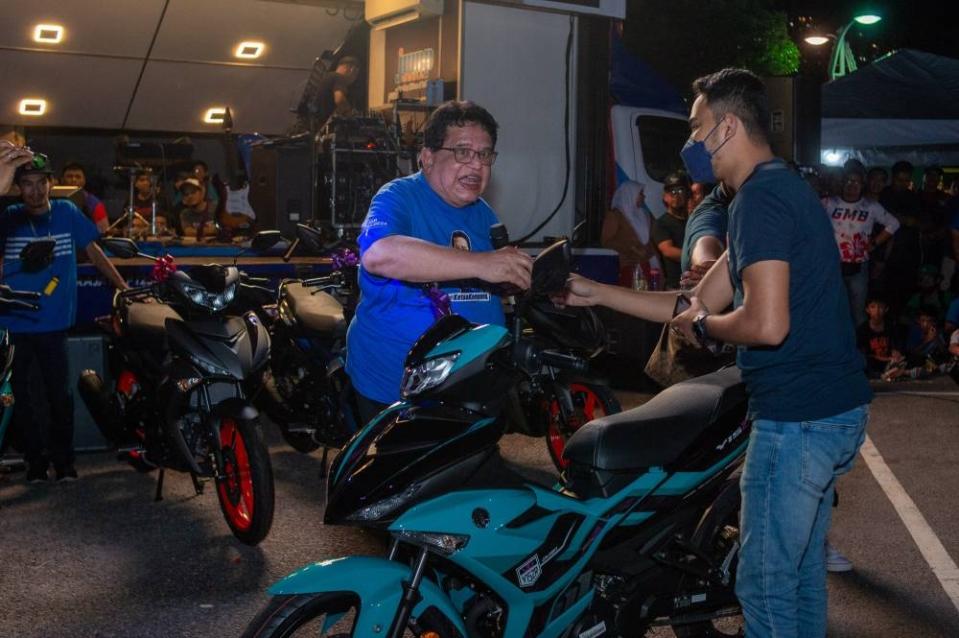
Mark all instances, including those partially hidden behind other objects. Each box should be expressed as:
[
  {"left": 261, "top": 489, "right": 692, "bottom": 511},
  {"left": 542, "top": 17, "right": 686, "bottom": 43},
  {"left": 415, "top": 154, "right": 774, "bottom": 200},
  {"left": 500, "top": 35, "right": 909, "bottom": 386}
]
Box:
[{"left": 825, "top": 541, "right": 853, "bottom": 572}]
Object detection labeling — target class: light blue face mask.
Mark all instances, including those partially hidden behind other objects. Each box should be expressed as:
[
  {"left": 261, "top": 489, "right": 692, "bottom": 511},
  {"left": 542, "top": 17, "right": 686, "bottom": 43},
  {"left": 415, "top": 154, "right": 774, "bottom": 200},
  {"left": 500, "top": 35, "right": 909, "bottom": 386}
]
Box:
[{"left": 680, "top": 119, "right": 730, "bottom": 184}]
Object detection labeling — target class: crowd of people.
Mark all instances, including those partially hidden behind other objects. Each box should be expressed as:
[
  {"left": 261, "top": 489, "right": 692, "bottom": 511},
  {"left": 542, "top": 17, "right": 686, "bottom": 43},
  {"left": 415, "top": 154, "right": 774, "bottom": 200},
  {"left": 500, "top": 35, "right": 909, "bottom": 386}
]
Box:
[
  {"left": 0, "top": 126, "right": 228, "bottom": 241},
  {"left": 603, "top": 156, "right": 959, "bottom": 385}
]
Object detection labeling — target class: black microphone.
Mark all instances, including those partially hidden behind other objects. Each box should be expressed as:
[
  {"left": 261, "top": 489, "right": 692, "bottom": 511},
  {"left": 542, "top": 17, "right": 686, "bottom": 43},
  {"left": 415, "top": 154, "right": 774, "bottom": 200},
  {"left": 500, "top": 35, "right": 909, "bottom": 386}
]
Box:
[
  {"left": 489, "top": 223, "right": 519, "bottom": 303},
  {"left": 489, "top": 223, "right": 509, "bottom": 250}
]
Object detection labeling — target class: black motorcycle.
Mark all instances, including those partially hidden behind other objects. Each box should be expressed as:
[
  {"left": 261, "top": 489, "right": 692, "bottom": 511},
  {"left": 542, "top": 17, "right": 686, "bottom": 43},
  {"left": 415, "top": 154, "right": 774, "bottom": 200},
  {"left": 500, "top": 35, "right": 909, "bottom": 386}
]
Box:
[
  {"left": 78, "top": 237, "right": 276, "bottom": 545},
  {"left": 255, "top": 224, "right": 362, "bottom": 464}
]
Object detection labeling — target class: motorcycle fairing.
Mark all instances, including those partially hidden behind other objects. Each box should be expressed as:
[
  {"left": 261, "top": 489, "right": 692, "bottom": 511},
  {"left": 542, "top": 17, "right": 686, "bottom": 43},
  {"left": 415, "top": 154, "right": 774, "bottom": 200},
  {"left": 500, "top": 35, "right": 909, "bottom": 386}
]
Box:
[{"left": 266, "top": 556, "right": 469, "bottom": 637}]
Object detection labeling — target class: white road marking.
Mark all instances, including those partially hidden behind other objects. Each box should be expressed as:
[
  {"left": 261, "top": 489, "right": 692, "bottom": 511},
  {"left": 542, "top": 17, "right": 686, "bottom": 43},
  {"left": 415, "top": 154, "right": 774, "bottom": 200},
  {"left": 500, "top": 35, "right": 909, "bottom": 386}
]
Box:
[{"left": 860, "top": 435, "right": 959, "bottom": 615}]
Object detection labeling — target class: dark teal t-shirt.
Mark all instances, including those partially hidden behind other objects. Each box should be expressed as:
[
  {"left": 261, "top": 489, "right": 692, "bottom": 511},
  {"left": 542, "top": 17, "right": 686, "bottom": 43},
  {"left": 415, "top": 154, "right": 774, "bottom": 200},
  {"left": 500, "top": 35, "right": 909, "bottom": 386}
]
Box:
[
  {"left": 726, "top": 160, "right": 872, "bottom": 421},
  {"left": 681, "top": 184, "right": 731, "bottom": 273}
]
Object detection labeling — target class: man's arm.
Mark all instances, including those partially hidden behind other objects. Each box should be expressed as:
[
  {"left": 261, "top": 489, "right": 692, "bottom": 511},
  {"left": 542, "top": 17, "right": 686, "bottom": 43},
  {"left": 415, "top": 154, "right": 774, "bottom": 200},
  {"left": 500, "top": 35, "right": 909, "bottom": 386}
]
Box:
[
  {"left": 85, "top": 241, "right": 129, "bottom": 290},
  {"left": 674, "top": 259, "right": 789, "bottom": 347},
  {"left": 657, "top": 239, "right": 682, "bottom": 261},
  {"left": 691, "top": 236, "right": 725, "bottom": 268},
  {"left": 557, "top": 251, "right": 735, "bottom": 324},
  {"left": 362, "top": 235, "right": 532, "bottom": 290}
]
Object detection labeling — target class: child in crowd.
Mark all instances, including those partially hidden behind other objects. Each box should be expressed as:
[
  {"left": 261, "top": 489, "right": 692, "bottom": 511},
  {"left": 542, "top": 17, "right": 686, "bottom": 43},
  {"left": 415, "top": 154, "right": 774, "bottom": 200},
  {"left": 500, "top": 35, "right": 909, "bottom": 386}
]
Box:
[
  {"left": 882, "top": 306, "right": 952, "bottom": 381},
  {"left": 856, "top": 297, "right": 902, "bottom": 378}
]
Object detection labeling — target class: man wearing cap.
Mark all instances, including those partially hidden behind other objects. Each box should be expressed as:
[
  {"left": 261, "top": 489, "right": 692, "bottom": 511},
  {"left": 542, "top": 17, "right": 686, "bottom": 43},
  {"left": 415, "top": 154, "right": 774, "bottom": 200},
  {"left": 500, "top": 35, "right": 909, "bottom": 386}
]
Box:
[
  {"left": 652, "top": 171, "right": 692, "bottom": 289},
  {"left": 171, "top": 177, "right": 217, "bottom": 239},
  {"left": 0, "top": 153, "right": 129, "bottom": 483}
]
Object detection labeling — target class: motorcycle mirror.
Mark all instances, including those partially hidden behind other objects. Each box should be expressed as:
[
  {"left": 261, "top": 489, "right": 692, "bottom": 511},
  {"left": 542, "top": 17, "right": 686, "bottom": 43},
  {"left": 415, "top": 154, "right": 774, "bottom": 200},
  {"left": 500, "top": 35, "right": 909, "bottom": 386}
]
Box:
[
  {"left": 250, "top": 230, "right": 283, "bottom": 252},
  {"left": 296, "top": 224, "right": 332, "bottom": 255},
  {"left": 531, "top": 239, "right": 571, "bottom": 296},
  {"left": 19, "top": 239, "right": 56, "bottom": 273},
  {"left": 98, "top": 237, "right": 140, "bottom": 259}
]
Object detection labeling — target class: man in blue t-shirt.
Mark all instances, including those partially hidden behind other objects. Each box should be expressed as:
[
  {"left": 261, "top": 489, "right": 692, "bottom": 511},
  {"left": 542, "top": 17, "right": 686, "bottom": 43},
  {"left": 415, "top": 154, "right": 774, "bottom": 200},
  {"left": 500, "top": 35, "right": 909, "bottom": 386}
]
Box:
[
  {"left": 346, "top": 101, "right": 532, "bottom": 422},
  {"left": 557, "top": 69, "right": 871, "bottom": 637},
  {"left": 1, "top": 154, "right": 129, "bottom": 483}
]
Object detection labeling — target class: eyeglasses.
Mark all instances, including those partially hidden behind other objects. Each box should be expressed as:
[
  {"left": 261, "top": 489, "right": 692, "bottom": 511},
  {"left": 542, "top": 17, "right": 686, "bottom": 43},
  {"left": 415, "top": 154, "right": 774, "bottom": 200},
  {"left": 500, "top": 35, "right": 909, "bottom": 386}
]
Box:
[
  {"left": 666, "top": 187, "right": 689, "bottom": 196},
  {"left": 436, "top": 147, "right": 498, "bottom": 166}
]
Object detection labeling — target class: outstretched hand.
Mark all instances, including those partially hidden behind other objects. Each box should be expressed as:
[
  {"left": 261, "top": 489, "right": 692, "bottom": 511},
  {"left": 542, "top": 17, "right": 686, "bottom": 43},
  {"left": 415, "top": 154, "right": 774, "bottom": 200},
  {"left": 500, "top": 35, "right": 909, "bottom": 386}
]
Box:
[
  {"left": 550, "top": 273, "right": 603, "bottom": 308},
  {"left": 477, "top": 246, "right": 533, "bottom": 291}
]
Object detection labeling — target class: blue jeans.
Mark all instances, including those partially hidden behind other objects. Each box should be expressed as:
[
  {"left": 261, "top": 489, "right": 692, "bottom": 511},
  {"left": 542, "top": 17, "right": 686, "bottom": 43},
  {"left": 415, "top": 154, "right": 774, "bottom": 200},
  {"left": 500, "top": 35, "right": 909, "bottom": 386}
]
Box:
[
  {"left": 736, "top": 405, "right": 869, "bottom": 638},
  {"left": 842, "top": 265, "right": 869, "bottom": 328}
]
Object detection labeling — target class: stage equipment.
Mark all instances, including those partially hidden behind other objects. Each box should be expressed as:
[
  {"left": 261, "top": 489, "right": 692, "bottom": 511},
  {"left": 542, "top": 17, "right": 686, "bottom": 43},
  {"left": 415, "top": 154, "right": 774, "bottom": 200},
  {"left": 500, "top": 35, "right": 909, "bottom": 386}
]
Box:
[
  {"left": 316, "top": 116, "right": 399, "bottom": 229},
  {"left": 248, "top": 139, "right": 314, "bottom": 237}
]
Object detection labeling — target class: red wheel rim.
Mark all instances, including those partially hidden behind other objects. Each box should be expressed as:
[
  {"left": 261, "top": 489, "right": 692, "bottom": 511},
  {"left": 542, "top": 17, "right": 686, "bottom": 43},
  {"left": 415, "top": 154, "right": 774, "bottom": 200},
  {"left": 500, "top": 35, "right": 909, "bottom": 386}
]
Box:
[
  {"left": 547, "top": 383, "right": 603, "bottom": 470},
  {"left": 217, "top": 418, "right": 255, "bottom": 531}
]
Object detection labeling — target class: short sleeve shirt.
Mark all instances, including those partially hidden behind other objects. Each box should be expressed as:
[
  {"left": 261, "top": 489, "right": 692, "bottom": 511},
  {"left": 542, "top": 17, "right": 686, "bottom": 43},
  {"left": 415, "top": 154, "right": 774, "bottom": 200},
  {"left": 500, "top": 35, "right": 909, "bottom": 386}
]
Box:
[
  {"left": 726, "top": 160, "right": 872, "bottom": 421},
  {"left": 0, "top": 200, "right": 100, "bottom": 333},
  {"left": 681, "top": 184, "right": 730, "bottom": 273},
  {"left": 345, "top": 172, "right": 505, "bottom": 404},
  {"left": 651, "top": 213, "right": 687, "bottom": 289}
]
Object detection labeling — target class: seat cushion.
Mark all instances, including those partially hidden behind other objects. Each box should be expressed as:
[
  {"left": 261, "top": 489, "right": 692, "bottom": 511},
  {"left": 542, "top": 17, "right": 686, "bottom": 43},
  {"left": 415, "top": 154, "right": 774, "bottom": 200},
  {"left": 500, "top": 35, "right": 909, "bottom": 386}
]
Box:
[
  {"left": 563, "top": 366, "right": 745, "bottom": 471},
  {"left": 284, "top": 283, "right": 345, "bottom": 335}
]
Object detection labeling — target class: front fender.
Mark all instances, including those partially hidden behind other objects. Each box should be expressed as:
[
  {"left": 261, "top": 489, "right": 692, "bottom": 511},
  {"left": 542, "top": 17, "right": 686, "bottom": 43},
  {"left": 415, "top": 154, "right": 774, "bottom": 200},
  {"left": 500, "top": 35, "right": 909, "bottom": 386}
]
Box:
[
  {"left": 214, "top": 397, "right": 259, "bottom": 421},
  {"left": 268, "top": 556, "right": 467, "bottom": 636}
]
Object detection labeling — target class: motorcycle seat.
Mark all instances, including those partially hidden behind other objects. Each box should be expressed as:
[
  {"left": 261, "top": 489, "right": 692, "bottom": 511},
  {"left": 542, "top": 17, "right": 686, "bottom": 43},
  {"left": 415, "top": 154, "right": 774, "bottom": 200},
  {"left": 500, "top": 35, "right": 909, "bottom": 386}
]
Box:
[
  {"left": 285, "top": 283, "right": 345, "bottom": 335},
  {"left": 124, "top": 302, "right": 182, "bottom": 340},
  {"left": 563, "top": 366, "right": 745, "bottom": 472}
]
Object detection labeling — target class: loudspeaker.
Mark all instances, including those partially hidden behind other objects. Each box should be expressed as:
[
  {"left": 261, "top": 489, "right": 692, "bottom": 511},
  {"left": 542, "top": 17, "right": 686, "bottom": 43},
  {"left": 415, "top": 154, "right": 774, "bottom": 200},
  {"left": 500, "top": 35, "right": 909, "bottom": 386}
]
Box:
[
  {"left": 764, "top": 75, "right": 821, "bottom": 166},
  {"left": 249, "top": 142, "right": 314, "bottom": 237}
]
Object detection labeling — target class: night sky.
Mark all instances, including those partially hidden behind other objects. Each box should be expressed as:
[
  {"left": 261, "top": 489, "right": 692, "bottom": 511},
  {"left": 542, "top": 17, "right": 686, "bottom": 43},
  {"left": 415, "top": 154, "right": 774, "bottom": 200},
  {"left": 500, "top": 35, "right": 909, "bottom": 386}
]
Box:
[{"left": 780, "top": 1, "right": 959, "bottom": 63}]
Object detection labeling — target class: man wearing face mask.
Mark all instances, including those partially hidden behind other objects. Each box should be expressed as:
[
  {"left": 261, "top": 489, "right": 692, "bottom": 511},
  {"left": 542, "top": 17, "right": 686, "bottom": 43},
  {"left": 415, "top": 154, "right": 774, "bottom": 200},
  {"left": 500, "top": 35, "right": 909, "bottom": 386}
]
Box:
[
  {"left": 555, "top": 69, "right": 871, "bottom": 638},
  {"left": 823, "top": 164, "right": 899, "bottom": 328}
]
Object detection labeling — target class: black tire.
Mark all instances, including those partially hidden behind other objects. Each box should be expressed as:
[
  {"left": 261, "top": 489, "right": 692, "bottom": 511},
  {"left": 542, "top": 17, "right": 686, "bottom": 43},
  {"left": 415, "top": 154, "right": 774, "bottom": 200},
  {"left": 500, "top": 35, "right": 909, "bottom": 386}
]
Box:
[
  {"left": 242, "top": 592, "right": 434, "bottom": 637},
  {"left": 280, "top": 428, "right": 322, "bottom": 454},
  {"left": 672, "top": 476, "right": 744, "bottom": 638},
  {"left": 215, "top": 416, "right": 275, "bottom": 545},
  {"left": 546, "top": 382, "right": 621, "bottom": 472}
]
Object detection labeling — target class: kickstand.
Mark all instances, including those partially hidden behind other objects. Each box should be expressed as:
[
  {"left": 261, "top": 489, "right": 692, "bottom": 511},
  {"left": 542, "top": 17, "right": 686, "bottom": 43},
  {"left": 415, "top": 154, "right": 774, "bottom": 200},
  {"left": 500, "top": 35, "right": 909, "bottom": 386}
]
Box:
[
  {"left": 319, "top": 445, "right": 329, "bottom": 480},
  {"left": 154, "top": 467, "right": 165, "bottom": 502},
  {"left": 190, "top": 473, "right": 204, "bottom": 495}
]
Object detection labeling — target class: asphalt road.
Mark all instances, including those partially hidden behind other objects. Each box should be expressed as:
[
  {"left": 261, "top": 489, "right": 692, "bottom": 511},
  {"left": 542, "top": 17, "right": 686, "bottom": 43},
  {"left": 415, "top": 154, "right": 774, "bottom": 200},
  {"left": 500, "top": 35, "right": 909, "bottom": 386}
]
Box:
[{"left": 0, "top": 376, "right": 957, "bottom": 637}]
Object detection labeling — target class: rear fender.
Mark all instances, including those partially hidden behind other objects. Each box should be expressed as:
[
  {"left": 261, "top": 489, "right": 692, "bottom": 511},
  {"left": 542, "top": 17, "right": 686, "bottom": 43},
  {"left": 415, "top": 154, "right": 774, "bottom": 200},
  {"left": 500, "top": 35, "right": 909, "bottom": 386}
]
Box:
[{"left": 268, "top": 556, "right": 468, "bottom": 636}]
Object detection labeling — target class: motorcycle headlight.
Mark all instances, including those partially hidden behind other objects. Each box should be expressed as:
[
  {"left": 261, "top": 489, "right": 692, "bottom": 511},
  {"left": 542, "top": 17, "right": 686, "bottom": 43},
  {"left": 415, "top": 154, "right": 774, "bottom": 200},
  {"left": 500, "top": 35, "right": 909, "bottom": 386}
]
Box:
[
  {"left": 180, "top": 283, "right": 205, "bottom": 306},
  {"left": 393, "top": 531, "right": 470, "bottom": 556},
  {"left": 211, "top": 282, "right": 237, "bottom": 310},
  {"left": 346, "top": 482, "right": 422, "bottom": 522},
  {"left": 401, "top": 353, "right": 459, "bottom": 398}
]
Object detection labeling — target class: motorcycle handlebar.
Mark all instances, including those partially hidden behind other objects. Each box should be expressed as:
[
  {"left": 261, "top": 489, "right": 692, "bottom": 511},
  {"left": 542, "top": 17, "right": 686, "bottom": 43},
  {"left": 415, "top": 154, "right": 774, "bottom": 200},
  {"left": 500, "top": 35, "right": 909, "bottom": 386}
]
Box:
[
  {"left": 301, "top": 272, "right": 344, "bottom": 288},
  {"left": 119, "top": 285, "right": 155, "bottom": 300},
  {"left": 0, "top": 284, "right": 41, "bottom": 300},
  {"left": 0, "top": 297, "right": 40, "bottom": 311},
  {"left": 538, "top": 349, "right": 589, "bottom": 374}
]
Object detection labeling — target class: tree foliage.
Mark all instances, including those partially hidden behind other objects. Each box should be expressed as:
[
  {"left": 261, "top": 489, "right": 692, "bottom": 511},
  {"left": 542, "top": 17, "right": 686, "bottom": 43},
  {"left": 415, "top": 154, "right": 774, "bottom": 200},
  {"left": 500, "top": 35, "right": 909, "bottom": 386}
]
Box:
[{"left": 624, "top": 0, "right": 800, "bottom": 96}]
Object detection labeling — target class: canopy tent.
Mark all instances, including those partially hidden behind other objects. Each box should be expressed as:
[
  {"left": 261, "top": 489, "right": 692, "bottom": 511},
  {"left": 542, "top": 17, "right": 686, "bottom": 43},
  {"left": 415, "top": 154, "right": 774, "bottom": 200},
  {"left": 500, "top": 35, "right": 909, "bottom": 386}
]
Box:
[{"left": 820, "top": 49, "right": 959, "bottom": 166}]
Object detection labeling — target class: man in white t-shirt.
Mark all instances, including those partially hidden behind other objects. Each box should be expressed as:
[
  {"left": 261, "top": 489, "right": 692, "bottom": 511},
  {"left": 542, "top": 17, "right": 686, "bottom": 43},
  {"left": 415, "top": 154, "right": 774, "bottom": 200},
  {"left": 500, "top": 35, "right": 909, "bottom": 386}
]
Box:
[{"left": 823, "top": 165, "right": 901, "bottom": 327}]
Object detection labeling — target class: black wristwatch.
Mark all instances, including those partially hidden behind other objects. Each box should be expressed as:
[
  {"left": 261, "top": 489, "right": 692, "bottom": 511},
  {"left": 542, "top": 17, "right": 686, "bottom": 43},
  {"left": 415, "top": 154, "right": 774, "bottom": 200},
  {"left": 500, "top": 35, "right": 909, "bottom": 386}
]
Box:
[{"left": 692, "top": 312, "right": 710, "bottom": 347}]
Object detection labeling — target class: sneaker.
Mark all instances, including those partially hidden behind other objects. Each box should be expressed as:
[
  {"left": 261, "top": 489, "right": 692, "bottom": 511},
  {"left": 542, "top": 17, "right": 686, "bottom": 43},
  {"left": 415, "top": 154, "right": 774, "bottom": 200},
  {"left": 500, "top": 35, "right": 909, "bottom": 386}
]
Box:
[
  {"left": 26, "top": 465, "right": 49, "bottom": 484},
  {"left": 55, "top": 465, "right": 78, "bottom": 482},
  {"left": 825, "top": 541, "right": 853, "bottom": 572}
]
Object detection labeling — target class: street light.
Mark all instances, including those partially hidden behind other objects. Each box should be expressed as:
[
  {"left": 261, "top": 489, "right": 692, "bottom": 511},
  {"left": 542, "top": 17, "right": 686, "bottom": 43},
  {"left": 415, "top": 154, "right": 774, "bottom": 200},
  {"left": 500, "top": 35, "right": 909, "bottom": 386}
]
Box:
[{"left": 804, "top": 13, "right": 882, "bottom": 80}]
